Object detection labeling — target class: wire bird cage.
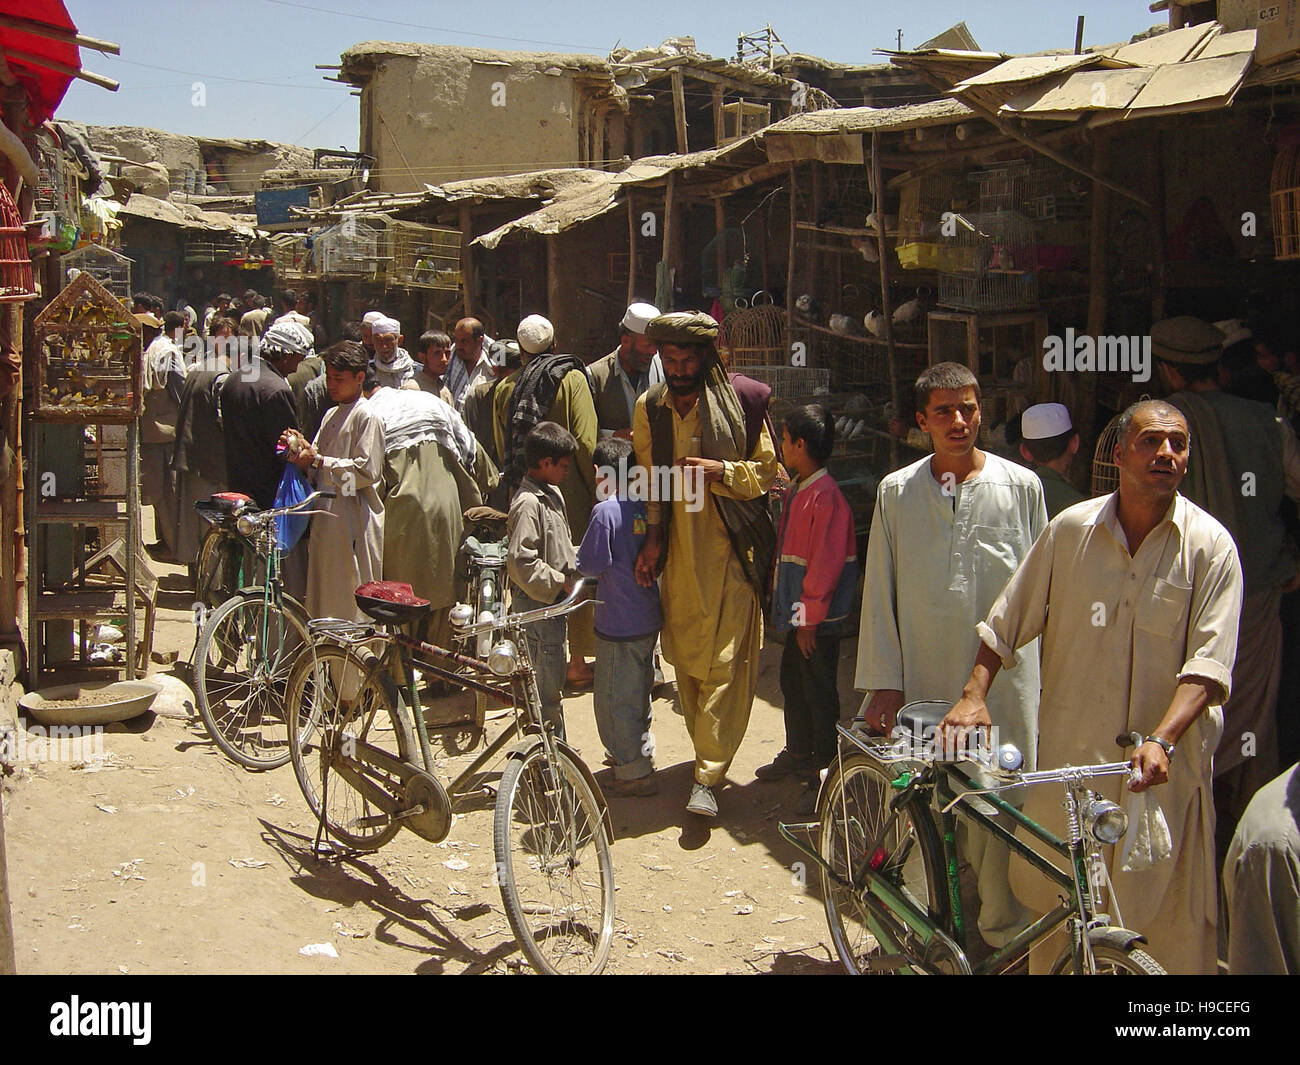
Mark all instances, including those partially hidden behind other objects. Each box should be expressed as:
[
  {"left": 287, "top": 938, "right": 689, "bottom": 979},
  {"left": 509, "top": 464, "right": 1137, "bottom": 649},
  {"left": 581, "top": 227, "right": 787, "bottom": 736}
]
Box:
[
  {"left": 33, "top": 131, "right": 79, "bottom": 224},
  {"left": 1271, "top": 144, "right": 1300, "bottom": 260},
  {"left": 61, "top": 245, "right": 133, "bottom": 300},
  {"left": 735, "top": 365, "right": 830, "bottom": 405},
  {"left": 268, "top": 233, "right": 317, "bottom": 283},
  {"left": 721, "top": 305, "right": 787, "bottom": 368},
  {"left": 315, "top": 214, "right": 390, "bottom": 282},
  {"left": 389, "top": 221, "right": 461, "bottom": 289},
  {"left": 1091, "top": 413, "right": 1124, "bottom": 496},
  {"left": 937, "top": 208, "right": 1038, "bottom": 312}
]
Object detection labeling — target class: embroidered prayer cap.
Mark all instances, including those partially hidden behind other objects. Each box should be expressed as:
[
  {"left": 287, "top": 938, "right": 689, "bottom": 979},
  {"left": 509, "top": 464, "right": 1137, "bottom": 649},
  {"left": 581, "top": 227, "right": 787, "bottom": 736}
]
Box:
[
  {"left": 645, "top": 311, "right": 719, "bottom": 345},
  {"left": 1021, "top": 402, "right": 1073, "bottom": 440},
  {"left": 372, "top": 315, "right": 401, "bottom": 336},
  {"left": 620, "top": 302, "right": 660, "bottom": 335},
  {"left": 1151, "top": 316, "right": 1224, "bottom": 365},
  {"left": 362, "top": 311, "right": 385, "bottom": 326},
  {"left": 261, "top": 320, "right": 315, "bottom": 358},
  {"left": 517, "top": 314, "right": 555, "bottom": 354}
]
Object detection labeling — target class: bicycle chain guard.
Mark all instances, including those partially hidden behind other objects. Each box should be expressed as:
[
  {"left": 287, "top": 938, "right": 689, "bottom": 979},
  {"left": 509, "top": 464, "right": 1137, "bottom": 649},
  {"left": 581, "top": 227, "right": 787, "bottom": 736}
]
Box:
[
  {"left": 330, "top": 739, "right": 452, "bottom": 844},
  {"left": 402, "top": 768, "right": 453, "bottom": 844}
]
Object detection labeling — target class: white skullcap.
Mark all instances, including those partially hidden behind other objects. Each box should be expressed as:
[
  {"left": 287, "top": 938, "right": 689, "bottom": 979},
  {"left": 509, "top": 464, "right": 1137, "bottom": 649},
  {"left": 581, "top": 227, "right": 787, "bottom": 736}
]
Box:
[
  {"left": 260, "top": 320, "right": 315, "bottom": 358},
  {"left": 1021, "top": 402, "right": 1073, "bottom": 441},
  {"left": 517, "top": 314, "right": 555, "bottom": 355},
  {"left": 621, "top": 302, "right": 660, "bottom": 335},
  {"left": 1214, "top": 318, "right": 1252, "bottom": 349},
  {"left": 362, "top": 311, "right": 385, "bottom": 326},
  {"left": 372, "top": 315, "right": 401, "bottom": 336}
]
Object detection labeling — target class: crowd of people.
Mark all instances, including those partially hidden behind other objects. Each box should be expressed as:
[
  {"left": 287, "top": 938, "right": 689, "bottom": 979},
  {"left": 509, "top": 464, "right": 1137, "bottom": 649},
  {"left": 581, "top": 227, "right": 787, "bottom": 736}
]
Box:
[{"left": 132, "top": 287, "right": 1299, "bottom": 974}]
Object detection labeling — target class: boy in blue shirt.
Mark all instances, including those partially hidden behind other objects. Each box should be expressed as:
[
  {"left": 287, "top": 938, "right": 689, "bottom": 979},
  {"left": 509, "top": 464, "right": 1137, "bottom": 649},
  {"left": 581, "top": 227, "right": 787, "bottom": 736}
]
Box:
[{"left": 577, "top": 437, "right": 663, "bottom": 796}]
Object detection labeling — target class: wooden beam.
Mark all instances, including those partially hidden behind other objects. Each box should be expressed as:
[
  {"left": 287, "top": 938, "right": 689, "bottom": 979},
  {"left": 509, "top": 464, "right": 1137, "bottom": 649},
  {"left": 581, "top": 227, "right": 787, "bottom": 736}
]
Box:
[
  {"left": 672, "top": 64, "right": 784, "bottom": 97},
  {"left": 0, "top": 45, "right": 117, "bottom": 91},
  {"left": 698, "top": 160, "right": 790, "bottom": 198},
  {"left": 712, "top": 85, "right": 724, "bottom": 147},
  {"left": 0, "top": 14, "right": 119, "bottom": 54},
  {"left": 671, "top": 69, "right": 689, "bottom": 155},
  {"left": 627, "top": 189, "right": 637, "bottom": 305},
  {"left": 786, "top": 163, "right": 797, "bottom": 350}
]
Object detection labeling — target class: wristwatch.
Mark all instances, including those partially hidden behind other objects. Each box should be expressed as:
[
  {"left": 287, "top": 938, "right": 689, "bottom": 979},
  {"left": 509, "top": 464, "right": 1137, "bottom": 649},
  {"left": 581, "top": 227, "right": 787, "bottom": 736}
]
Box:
[{"left": 1143, "top": 734, "right": 1175, "bottom": 760}]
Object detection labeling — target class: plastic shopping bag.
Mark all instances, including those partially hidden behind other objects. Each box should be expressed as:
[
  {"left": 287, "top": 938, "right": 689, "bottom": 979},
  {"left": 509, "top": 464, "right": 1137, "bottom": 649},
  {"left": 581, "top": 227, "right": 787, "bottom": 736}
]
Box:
[
  {"left": 273, "top": 462, "right": 312, "bottom": 553},
  {"left": 1119, "top": 787, "right": 1173, "bottom": 872}
]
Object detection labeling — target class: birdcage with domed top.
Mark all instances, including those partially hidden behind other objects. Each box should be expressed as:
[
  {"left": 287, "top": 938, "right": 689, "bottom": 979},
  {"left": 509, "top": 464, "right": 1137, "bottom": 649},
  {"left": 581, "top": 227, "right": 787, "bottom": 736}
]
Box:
[{"left": 1091, "top": 412, "right": 1124, "bottom": 496}]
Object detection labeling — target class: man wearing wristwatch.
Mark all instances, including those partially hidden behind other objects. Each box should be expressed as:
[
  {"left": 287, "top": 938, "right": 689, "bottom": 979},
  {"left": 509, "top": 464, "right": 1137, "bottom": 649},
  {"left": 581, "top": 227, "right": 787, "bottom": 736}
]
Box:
[{"left": 944, "top": 399, "right": 1244, "bottom": 974}]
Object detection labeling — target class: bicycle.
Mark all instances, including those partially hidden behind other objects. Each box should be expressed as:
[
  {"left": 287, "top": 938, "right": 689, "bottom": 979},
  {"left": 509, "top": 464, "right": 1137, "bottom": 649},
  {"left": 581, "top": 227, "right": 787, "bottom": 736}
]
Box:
[
  {"left": 191, "top": 492, "right": 259, "bottom": 658},
  {"left": 780, "top": 701, "right": 1167, "bottom": 975},
  {"left": 458, "top": 506, "right": 511, "bottom": 734},
  {"left": 283, "top": 577, "right": 615, "bottom": 975},
  {"left": 191, "top": 491, "right": 328, "bottom": 770}
]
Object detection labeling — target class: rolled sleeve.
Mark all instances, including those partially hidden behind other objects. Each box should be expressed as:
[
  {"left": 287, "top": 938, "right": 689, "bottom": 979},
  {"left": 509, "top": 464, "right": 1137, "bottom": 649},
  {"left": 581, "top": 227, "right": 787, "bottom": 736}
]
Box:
[{"left": 1177, "top": 532, "right": 1244, "bottom": 703}]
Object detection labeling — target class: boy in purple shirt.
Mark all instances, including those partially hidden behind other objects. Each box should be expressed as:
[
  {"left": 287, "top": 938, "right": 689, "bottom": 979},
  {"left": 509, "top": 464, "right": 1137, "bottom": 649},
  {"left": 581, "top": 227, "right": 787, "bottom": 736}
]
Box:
[{"left": 577, "top": 437, "right": 663, "bottom": 796}]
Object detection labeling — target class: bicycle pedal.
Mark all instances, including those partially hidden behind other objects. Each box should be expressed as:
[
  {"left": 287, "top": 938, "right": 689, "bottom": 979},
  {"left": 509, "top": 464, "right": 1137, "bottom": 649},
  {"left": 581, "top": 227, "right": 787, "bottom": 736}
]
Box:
[{"left": 353, "top": 814, "right": 392, "bottom": 829}]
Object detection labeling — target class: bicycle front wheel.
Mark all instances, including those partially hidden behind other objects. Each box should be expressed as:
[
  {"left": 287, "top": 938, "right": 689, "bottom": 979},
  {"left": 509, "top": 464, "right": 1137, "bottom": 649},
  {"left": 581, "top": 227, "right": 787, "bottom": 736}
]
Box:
[
  {"left": 1050, "top": 941, "right": 1167, "bottom": 975},
  {"left": 493, "top": 742, "right": 614, "bottom": 974},
  {"left": 285, "top": 643, "right": 415, "bottom": 851},
  {"left": 818, "top": 752, "right": 945, "bottom": 974},
  {"left": 194, "top": 591, "right": 310, "bottom": 769}
]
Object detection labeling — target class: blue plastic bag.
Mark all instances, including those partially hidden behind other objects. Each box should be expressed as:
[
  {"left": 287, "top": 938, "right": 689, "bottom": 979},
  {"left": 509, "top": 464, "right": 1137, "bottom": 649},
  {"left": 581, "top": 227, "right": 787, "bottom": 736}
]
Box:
[{"left": 273, "top": 462, "right": 312, "bottom": 552}]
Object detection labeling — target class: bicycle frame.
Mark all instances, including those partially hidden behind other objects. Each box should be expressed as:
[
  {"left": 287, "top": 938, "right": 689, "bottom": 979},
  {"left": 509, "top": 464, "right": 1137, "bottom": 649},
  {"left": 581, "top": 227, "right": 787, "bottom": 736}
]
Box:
[{"left": 782, "top": 724, "right": 1138, "bottom": 975}]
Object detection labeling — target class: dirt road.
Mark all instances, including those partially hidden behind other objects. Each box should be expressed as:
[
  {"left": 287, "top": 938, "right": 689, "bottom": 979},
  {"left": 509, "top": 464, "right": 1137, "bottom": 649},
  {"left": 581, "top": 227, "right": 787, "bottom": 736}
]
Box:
[{"left": 3, "top": 516, "right": 859, "bottom": 975}]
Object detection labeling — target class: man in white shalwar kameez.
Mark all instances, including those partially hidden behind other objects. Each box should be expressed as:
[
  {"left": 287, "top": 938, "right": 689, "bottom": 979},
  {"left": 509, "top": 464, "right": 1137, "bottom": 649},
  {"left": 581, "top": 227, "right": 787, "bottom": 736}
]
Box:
[
  {"left": 282, "top": 341, "right": 385, "bottom": 623},
  {"left": 946, "top": 400, "right": 1244, "bottom": 974},
  {"left": 856, "top": 362, "right": 1046, "bottom": 948}
]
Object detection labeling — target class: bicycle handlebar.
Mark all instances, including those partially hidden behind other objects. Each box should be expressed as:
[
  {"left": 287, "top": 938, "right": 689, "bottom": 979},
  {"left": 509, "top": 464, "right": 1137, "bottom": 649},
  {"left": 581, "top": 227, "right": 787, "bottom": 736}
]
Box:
[
  {"left": 456, "top": 578, "right": 590, "bottom": 638},
  {"left": 243, "top": 489, "right": 336, "bottom": 525}
]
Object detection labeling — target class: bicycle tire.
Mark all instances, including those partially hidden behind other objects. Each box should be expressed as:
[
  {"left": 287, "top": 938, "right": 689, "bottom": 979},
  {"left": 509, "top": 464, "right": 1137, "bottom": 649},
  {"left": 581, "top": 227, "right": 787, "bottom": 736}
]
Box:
[
  {"left": 818, "top": 751, "right": 946, "bottom": 974},
  {"left": 194, "top": 591, "right": 310, "bottom": 770},
  {"left": 285, "top": 643, "right": 415, "bottom": 851},
  {"left": 1050, "top": 941, "right": 1167, "bottom": 975},
  {"left": 493, "top": 742, "right": 614, "bottom": 975}
]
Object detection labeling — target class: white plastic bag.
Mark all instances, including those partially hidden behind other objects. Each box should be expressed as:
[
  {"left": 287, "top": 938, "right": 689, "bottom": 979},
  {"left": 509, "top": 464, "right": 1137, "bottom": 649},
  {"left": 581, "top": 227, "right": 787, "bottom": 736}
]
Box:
[{"left": 1119, "top": 788, "right": 1173, "bottom": 872}]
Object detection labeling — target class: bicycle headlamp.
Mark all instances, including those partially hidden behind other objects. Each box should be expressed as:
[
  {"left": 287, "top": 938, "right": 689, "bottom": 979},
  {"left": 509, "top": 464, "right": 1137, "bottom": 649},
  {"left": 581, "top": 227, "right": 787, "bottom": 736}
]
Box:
[
  {"left": 1081, "top": 793, "right": 1129, "bottom": 845},
  {"left": 449, "top": 603, "right": 474, "bottom": 628},
  {"left": 236, "top": 513, "right": 258, "bottom": 538},
  {"left": 487, "top": 639, "right": 519, "bottom": 677}
]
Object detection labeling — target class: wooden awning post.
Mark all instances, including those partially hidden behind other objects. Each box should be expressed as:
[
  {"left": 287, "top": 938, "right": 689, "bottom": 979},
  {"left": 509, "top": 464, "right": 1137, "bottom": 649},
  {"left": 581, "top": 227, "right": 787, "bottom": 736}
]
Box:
[
  {"left": 458, "top": 204, "right": 476, "bottom": 317},
  {"left": 671, "top": 70, "right": 689, "bottom": 155},
  {"left": 872, "top": 132, "right": 899, "bottom": 468},
  {"left": 626, "top": 189, "right": 637, "bottom": 305},
  {"left": 786, "top": 163, "right": 797, "bottom": 358}
]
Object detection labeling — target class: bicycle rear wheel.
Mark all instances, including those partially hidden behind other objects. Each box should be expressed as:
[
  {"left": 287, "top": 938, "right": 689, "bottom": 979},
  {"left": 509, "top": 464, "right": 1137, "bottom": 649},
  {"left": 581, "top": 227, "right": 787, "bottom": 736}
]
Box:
[
  {"left": 194, "top": 591, "right": 309, "bottom": 769},
  {"left": 493, "top": 742, "right": 614, "bottom": 974},
  {"left": 818, "top": 752, "right": 944, "bottom": 974},
  {"left": 285, "top": 643, "right": 415, "bottom": 851}
]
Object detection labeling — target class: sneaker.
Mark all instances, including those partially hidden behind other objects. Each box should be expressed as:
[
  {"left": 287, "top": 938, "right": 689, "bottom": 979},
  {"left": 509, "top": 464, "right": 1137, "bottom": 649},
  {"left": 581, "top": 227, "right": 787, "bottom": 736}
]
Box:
[
  {"left": 754, "top": 749, "right": 814, "bottom": 781},
  {"left": 609, "top": 773, "right": 659, "bottom": 797},
  {"left": 686, "top": 782, "right": 718, "bottom": 818}
]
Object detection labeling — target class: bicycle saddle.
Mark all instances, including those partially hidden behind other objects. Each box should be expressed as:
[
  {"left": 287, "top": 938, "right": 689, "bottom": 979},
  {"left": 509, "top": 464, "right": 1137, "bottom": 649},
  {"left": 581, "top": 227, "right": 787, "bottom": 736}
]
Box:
[
  {"left": 354, "top": 580, "right": 431, "bottom": 623},
  {"left": 895, "top": 701, "right": 950, "bottom": 734}
]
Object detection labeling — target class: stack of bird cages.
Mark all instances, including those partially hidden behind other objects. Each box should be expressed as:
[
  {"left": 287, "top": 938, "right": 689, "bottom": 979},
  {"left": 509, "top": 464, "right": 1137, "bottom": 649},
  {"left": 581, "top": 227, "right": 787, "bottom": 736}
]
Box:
[
  {"left": 315, "top": 214, "right": 390, "bottom": 282},
  {"left": 937, "top": 208, "right": 1038, "bottom": 312},
  {"left": 184, "top": 234, "right": 241, "bottom": 264},
  {"left": 389, "top": 221, "right": 461, "bottom": 289},
  {"left": 268, "top": 233, "right": 317, "bottom": 284},
  {"left": 895, "top": 168, "right": 981, "bottom": 272},
  {"left": 60, "top": 245, "right": 133, "bottom": 301},
  {"left": 33, "top": 130, "right": 80, "bottom": 227}
]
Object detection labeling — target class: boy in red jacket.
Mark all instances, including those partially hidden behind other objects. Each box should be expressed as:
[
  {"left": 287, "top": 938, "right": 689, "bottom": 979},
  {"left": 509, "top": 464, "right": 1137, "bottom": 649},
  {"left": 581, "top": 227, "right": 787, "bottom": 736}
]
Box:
[{"left": 758, "top": 405, "right": 859, "bottom": 809}]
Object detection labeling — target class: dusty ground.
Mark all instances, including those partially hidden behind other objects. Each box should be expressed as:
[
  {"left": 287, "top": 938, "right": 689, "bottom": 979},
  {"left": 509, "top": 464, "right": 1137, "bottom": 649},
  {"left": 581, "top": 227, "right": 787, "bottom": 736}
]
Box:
[{"left": 2, "top": 508, "right": 862, "bottom": 975}]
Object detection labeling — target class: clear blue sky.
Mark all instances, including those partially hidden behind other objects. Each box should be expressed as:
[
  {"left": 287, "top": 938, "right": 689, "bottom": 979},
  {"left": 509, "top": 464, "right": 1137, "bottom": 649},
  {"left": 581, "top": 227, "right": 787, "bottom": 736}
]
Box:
[{"left": 59, "top": 0, "right": 1158, "bottom": 150}]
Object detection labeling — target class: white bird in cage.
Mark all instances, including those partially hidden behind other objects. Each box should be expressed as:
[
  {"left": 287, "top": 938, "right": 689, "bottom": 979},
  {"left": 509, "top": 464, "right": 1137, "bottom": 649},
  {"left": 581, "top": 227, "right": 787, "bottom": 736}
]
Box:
[
  {"left": 864, "top": 310, "right": 886, "bottom": 338},
  {"left": 851, "top": 237, "right": 879, "bottom": 263},
  {"left": 893, "top": 298, "right": 923, "bottom": 325}
]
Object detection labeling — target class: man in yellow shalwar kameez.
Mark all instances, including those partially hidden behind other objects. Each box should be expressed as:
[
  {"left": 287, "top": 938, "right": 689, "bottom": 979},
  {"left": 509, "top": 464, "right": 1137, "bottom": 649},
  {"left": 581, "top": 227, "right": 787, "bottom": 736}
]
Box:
[{"left": 633, "top": 312, "right": 778, "bottom": 819}]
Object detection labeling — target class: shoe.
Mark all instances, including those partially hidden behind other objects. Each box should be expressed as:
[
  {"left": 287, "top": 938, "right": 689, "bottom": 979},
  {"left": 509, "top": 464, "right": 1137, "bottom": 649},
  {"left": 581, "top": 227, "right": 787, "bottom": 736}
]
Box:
[
  {"left": 609, "top": 773, "right": 659, "bottom": 797},
  {"left": 686, "top": 782, "right": 718, "bottom": 818},
  {"left": 754, "top": 749, "right": 814, "bottom": 781}
]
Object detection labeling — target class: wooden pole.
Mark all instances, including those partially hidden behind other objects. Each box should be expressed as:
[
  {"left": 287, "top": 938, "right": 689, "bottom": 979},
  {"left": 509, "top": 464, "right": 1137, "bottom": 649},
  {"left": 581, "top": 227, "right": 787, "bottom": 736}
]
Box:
[
  {"left": 872, "top": 134, "right": 900, "bottom": 468},
  {"left": 786, "top": 164, "right": 797, "bottom": 356},
  {"left": 458, "top": 205, "right": 477, "bottom": 317},
  {"left": 0, "top": 14, "right": 120, "bottom": 54},
  {"left": 1082, "top": 133, "right": 1111, "bottom": 466},
  {"left": 660, "top": 173, "right": 676, "bottom": 309},
  {"left": 546, "top": 234, "right": 563, "bottom": 342},
  {"left": 712, "top": 86, "right": 724, "bottom": 147},
  {"left": 671, "top": 70, "right": 689, "bottom": 155},
  {"left": 627, "top": 189, "right": 637, "bottom": 305},
  {"left": 0, "top": 46, "right": 118, "bottom": 91}
]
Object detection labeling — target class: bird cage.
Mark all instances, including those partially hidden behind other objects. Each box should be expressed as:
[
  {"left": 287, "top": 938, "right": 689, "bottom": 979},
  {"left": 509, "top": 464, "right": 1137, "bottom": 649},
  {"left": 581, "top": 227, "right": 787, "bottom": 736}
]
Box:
[
  {"left": 33, "top": 129, "right": 79, "bottom": 226},
  {"left": 61, "top": 245, "right": 133, "bottom": 300},
  {"left": 733, "top": 365, "right": 830, "bottom": 405},
  {"left": 0, "top": 181, "right": 36, "bottom": 303},
  {"left": 897, "top": 169, "right": 977, "bottom": 272},
  {"left": 315, "top": 214, "right": 390, "bottom": 282},
  {"left": 390, "top": 221, "right": 461, "bottom": 289},
  {"left": 1271, "top": 144, "right": 1300, "bottom": 260},
  {"left": 1090, "top": 413, "right": 1123, "bottom": 496},
  {"left": 33, "top": 271, "right": 141, "bottom": 422},
  {"left": 268, "top": 233, "right": 317, "bottom": 283},
  {"left": 938, "top": 208, "right": 1038, "bottom": 312},
  {"left": 721, "top": 306, "right": 787, "bottom": 368}
]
